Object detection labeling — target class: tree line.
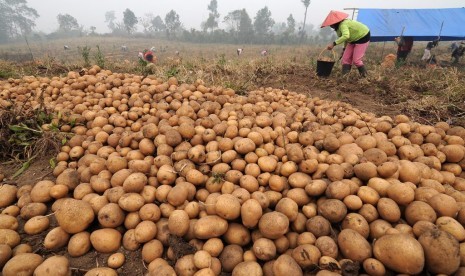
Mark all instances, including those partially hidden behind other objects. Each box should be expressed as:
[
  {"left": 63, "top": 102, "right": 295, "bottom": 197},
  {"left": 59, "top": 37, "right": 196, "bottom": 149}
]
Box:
[{"left": 0, "top": 0, "right": 336, "bottom": 45}]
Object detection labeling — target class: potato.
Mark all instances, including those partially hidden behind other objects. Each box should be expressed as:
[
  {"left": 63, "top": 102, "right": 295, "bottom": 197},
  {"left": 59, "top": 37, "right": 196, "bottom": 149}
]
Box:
[
  {"left": 55, "top": 198, "right": 94, "bottom": 234},
  {"left": 215, "top": 194, "right": 241, "bottom": 220},
  {"left": 241, "top": 199, "right": 263, "bottom": 228},
  {"left": 175, "top": 254, "right": 197, "bottom": 276},
  {"left": 135, "top": 221, "right": 158, "bottom": 243},
  {"left": 427, "top": 193, "right": 459, "bottom": 217},
  {"left": 122, "top": 172, "right": 148, "bottom": 193},
  {"left": 291, "top": 244, "right": 321, "bottom": 269},
  {"left": 224, "top": 223, "right": 250, "bottom": 246},
  {"left": 107, "top": 252, "right": 125, "bottom": 269},
  {"left": 0, "top": 185, "right": 17, "bottom": 208},
  {"left": 232, "top": 261, "right": 263, "bottom": 276},
  {"left": 33, "top": 255, "right": 69, "bottom": 276},
  {"left": 90, "top": 228, "right": 122, "bottom": 253},
  {"left": 337, "top": 229, "right": 371, "bottom": 262},
  {"left": 56, "top": 168, "right": 80, "bottom": 189},
  {"left": 219, "top": 245, "right": 244, "bottom": 272},
  {"left": 362, "top": 258, "right": 386, "bottom": 276},
  {"left": 0, "top": 244, "right": 12, "bottom": 269},
  {"left": 252, "top": 238, "right": 276, "bottom": 261},
  {"left": 272, "top": 254, "right": 303, "bottom": 276},
  {"left": 84, "top": 267, "right": 118, "bottom": 276},
  {"left": 68, "top": 232, "right": 91, "bottom": 257},
  {"left": 342, "top": 213, "right": 369, "bottom": 239},
  {"left": 436, "top": 216, "right": 465, "bottom": 241},
  {"left": 2, "top": 253, "right": 43, "bottom": 276},
  {"left": 168, "top": 210, "right": 190, "bottom": 237},
  {"left": 44, "top": 226, "right": 69, "bottom": 250},
  {"left": 194, "top": 215, "right": 228, "bottom": 239},
  {"left": 373, "top": 233, "right": 424, "bottom": 274},
  {"left": 306, "top": 215, "right": 331, "bottom": 238},
  {"left": 386, "top": 182, "right": 414, "bottom": 206},
  {"left": 314, "top": 236, "right": 338, "bottom": 259},
  {"left": 0, "top": 215, "right": 18, "bottom": 230},
  {"left": 24, "top": 216, "right": 49, "bottom": 235},
  {"left": 376, "top": 198, "right": 401, "bottom": 223},
  {"left": 202, "top": 238, "right": 224, "bottom": 257},
  {"left": 259, "top": 211, "right": 289, "bottom": 239},
  {"left": 118, "top": 193, "right": 145, "bottom": 212},
  {"left": 142, "top": 239, "right": 164, "bottom": 263},
  {"left": 20, "top": 202, "right": 47, "bottom": 219},
  {"left": 318, "top": 199, "right": 347, "bottom": 223},
  {"left": 1, "top": 206, "right": 19, "bottom": 217},
  {"left": 0, "top": 229, "right": 20, "bottom": 248},
  {"left": 419, "top": 229, "right": 460, "bottom": 275}
]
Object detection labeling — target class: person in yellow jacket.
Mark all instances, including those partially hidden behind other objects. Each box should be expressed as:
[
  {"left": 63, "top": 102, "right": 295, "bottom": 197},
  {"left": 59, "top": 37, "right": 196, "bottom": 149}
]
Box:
[{"left": 322, "top": 11, "right": 371, "bottom": 77}]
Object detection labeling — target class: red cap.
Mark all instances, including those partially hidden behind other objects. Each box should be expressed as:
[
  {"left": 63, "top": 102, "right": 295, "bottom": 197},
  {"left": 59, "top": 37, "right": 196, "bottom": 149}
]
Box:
[{"left": 321, "top": 10, "right": 349, "bottom": 28}]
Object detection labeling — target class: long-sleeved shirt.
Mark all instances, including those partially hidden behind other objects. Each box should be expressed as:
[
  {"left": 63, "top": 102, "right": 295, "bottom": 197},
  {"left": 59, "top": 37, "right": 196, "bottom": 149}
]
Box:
[{"left": 335, "top": 19, "right": 370, "bottom": 46}]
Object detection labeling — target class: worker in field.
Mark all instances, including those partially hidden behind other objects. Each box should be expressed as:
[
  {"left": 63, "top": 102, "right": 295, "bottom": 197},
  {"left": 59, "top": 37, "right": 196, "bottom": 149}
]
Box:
[
  {"left": 421, "top": 39, "right": 439, "bottom": 62},
  {"left": 395, "top": 36, "right": 414, "bottom": 62},
  {"left": 138, "top": 49, "right": 156, "bottom": 63},
  {"left": 322, "top": 10, "right": 371, "bottom": 77},
  {"left": 451, "top": 42, "right": 465, "bottom": 64}
]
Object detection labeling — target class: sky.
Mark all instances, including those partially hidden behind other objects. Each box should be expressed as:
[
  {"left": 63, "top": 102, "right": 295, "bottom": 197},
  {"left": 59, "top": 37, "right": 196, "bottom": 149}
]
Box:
[{"left": 26, "top": 0, "right": 465, "bottom": 33}]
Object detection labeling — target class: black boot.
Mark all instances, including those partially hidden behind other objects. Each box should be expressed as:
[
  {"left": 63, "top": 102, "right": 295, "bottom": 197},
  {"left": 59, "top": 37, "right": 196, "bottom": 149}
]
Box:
[
  {"left": 357, "top": 66, "right": 367, "bottom": 77},
  {"left": 342, "top": 64, "right": 351, "bottom": 75}
]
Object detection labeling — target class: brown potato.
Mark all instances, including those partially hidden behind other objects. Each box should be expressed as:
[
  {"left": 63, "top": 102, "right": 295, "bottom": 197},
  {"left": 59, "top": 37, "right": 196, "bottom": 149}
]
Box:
[
  {"left": 419, "top": 229, "right": 460, "bottom": 275},
  {"left": 272, "top": 254, "right": 303, "bottom": 276},
  {"left": 33, "top": 255, "right": 70, "bottom": 276},
  {"left": 90, "top": 228, "right": 122, "bottom": 253},
  {"left": 258, "top": 212, "right": 289, "bottom": 239},
  {"left": 2, "top": 253, "right": 43, "bottom": 276},
  {"left": 337, "top": 229, "right": 372, "bottom": 262},
  {"left": 55, "top": 198, "right": 94, "bottom": 234},
  {"left": 68, "top": 232, "right": 91, "bottom": 257},
  {"left": 0, "top": 229, "right": 20, "bottom": 248},
  {"left": 373, "top": 233, "right": 424, "bottom": 274}
]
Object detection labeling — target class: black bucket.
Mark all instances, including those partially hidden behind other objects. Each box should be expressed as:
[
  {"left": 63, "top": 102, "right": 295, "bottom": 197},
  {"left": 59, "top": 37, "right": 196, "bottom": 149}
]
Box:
[{"left": 316, "top": 60, "right": 335, "bottom": 77}]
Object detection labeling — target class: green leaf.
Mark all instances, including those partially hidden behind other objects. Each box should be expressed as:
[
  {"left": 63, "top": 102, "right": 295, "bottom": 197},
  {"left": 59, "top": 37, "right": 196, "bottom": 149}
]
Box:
[
  {"left": 49, "top": 158, "right": 56, "bottom": 169},
  {"left": 12, "top": 160, "right": 32, "bottom": 179}
]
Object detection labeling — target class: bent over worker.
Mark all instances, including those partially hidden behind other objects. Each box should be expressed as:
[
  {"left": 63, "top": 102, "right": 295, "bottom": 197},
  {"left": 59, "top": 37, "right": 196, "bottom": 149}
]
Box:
[{"left": 322, "top": 10, "right": 371, "bottom": 77}]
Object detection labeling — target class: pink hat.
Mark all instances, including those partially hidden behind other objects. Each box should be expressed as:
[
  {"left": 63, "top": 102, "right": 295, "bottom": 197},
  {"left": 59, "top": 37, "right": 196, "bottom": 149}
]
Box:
[{"left": 321, "top": 10, "right": 349, "bottom": 28}]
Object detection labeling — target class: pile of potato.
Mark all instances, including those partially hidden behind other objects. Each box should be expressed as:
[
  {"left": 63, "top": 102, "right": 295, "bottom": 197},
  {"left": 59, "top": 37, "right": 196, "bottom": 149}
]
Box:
[{"left": 1, "top": 65, "right": 465, "bottom": 276}]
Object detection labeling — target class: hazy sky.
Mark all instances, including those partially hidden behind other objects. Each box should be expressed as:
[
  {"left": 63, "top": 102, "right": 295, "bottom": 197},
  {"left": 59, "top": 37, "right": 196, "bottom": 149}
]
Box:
[{"left": 27, "top": 0, "right": 465, "bottom": 33}]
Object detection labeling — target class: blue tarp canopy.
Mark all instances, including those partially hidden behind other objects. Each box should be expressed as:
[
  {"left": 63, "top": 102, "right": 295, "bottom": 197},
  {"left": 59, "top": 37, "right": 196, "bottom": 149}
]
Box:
[{"left": 356, "top": 8, "right": 465, "bottom": 42}]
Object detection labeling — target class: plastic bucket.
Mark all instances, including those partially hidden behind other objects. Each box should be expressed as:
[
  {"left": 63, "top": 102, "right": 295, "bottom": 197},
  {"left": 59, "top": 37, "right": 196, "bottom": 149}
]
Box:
[
  {"left": 316, "top": 49, "right": 336, "bottom": 77},
  {"left": 316, "top": 60, "right": 335, "bottom": 77}
]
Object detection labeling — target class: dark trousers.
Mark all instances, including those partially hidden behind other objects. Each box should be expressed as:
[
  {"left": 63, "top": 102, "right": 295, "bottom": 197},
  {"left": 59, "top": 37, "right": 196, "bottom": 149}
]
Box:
[{"left": 397, "top": 50, "right": 410, "bottom": 61}]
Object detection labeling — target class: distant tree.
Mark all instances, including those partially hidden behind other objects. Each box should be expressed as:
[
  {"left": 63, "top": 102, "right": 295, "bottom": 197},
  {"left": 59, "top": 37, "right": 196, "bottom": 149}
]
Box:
[
  {"left": 139, "top": 13, "right": 154, "bottom": 34},
  {"left": 105, "top": 11, "right": 116, "bottom": 31},
  {"left": 89, "top": 26, "right": 96, "bottom": 35},
  {"left": 300, "top": 0, "right": 311, "bottom": 41},
  {"left": 165, "top": 10, "right": 181, "bottom": 39},
  {"left": 57, "top": 13, "right": 79, "bottom": 31},
  {"left": 238, "top": 9, "right": 253, "bottom": 43},
  {"left": 204, "top": 0, "right": 219, "bottom": 32},
  {"left": 223, "top": 10, "right": 242, "bottom": 32},
  {"left": 254, "top": 6, "right": 274, "bottom": 42},
  {"left": 0, "top": 0, "right": 39, "bottom": 42},
  {"left": 123, "top": 8, "right": 138, "bottom": 34},
  {"left": 287, "top": 14, "right": 296, "bottom": 34},
  {"left": 151, "top": 15, "right": 166, "bottom": 32},
  {"left": 319, "top": 26, "right": 335, "bottom": 42}
]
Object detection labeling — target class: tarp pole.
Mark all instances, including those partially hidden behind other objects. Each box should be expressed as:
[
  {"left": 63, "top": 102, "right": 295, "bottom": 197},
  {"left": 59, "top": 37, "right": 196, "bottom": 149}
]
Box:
[
  {"left": 429, "top": 21, "right": 444, "bottom": 64},
  {"left": 380, "top": 41, "right": 386, "bottom": 62}
]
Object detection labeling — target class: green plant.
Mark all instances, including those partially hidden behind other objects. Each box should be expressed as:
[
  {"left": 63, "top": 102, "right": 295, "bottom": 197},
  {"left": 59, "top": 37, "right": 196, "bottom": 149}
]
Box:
[
  {"left": 78, "top": 45, "right": 91, "bottom": 67},
  {"left": 166, "top": 66, "right": 179, "bottom": 78},
  {"left": 94, "top": 45, "right": 105, "bottom": 68}
]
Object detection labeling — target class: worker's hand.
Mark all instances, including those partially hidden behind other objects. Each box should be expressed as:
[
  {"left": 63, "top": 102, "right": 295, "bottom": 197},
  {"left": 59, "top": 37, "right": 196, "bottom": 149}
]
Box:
[{"left": 326, "top": 43, "right": 334, "bottom": 50}]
